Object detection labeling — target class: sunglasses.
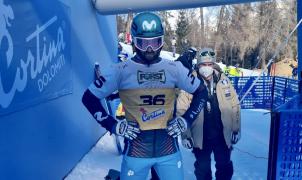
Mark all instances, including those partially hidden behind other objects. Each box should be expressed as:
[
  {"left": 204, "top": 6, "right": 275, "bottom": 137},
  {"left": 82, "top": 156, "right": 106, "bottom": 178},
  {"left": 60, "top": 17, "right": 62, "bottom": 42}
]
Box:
[
  {"left": 133, "top": 36, "right": 164, "bottom": 52},
  {"left": 200, "top": 51, "right": 215, "bottom": 57}
]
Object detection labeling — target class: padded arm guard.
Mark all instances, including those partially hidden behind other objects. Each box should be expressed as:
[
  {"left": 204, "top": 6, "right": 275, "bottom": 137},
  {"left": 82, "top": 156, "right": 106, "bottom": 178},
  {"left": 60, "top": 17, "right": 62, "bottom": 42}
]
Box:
[
  {"left": 182, "top": 82, "right": 208, "bottom": 125},
  {"left": 82, "top": 89, "right": 117, "bottom": 133}
]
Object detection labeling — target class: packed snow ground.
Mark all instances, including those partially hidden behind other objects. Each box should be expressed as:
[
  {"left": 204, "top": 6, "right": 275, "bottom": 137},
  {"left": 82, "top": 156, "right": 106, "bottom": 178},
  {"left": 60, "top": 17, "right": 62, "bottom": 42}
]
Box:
[{"left": 66, "top": 109, "right": 270, "bottom": 180}]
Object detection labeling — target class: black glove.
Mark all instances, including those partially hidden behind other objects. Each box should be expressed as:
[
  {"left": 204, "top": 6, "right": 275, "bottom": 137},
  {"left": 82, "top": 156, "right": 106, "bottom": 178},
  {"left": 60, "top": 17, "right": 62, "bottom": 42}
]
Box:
[
  {"left": 113, "top": 120, "right": 140, "bottom": 140},
  {"left": 231, "top": 132, "right": 240, "bottom": 144},
  {"left": 178, "top": 55, "right": 193, "bottom": 70},
  {"left": 167, "top": 116, "right": 188, "bottom": 138}
]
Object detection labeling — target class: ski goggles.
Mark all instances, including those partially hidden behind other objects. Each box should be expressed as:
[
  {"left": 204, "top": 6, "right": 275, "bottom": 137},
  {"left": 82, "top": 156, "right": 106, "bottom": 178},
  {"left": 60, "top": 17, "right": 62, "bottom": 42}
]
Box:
[
  {"left": 200, "top": 51, "right": 216, "bottom": 57},
  {"left": 133, "top": 36, "right": 164, "bottom": 51}
]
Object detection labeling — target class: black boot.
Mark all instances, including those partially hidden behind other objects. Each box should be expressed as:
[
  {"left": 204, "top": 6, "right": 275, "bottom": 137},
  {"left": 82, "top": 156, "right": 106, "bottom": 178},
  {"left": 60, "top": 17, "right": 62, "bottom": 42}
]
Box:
[{"left": 215, "top": 161, "right": 233, "bottom": 180}]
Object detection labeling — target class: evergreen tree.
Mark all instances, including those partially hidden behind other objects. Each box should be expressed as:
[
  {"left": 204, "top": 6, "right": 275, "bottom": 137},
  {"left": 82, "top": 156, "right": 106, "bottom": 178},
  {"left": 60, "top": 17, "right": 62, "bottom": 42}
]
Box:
[
  {"left": 176, "top": 10, "right": 190, "bottom": 53},
  {"left": 158, "top": 11, "right": 174, "bottom": 52}
]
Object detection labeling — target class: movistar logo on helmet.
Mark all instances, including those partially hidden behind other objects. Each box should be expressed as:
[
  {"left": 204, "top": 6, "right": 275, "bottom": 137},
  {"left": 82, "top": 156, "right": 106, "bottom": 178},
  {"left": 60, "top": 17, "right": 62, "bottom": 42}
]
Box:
[{"left": 142, "top": 20, "right": 157, "bottom": 31}]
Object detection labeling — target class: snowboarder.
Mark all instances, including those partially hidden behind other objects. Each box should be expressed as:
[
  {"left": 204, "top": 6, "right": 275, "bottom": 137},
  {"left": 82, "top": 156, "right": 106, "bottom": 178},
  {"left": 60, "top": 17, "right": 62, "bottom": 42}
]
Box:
[{"left": 82, "top": 12, "right": 208, "bottom": 180}]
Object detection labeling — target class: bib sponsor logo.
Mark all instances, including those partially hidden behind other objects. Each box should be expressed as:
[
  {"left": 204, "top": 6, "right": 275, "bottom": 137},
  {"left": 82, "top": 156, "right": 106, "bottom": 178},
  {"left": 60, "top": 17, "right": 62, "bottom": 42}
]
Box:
[
  {"left": 137, "top": 70, "right": 166, "bottom": 84},
  {"left": 142, "top": 20, "right": 156, "bottom": 31},
  {"left": 140, "top": 107, "right": 165, "bottom": 122}
]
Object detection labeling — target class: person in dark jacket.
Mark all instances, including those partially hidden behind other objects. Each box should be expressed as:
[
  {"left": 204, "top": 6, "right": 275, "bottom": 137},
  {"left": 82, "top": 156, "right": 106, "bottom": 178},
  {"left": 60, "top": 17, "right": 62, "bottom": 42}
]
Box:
[{"left": 178, "top": 48, "right": 241, "bottom": 180}]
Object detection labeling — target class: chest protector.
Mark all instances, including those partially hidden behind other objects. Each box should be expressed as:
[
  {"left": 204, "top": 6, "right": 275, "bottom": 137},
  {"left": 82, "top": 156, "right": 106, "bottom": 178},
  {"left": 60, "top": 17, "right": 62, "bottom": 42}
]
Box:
[{"left": 119, "top": 88, "right": 176, "bottom": 130}]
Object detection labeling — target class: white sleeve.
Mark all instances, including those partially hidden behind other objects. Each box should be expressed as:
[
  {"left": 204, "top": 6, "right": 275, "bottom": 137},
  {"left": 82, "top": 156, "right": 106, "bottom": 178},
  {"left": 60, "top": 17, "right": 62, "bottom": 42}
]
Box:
[
  {"left": 88, "top": 64, "right": 119, "bottom": 99},
  {"left": 175, "top": 61, "right": 200, "bottom": 94}
]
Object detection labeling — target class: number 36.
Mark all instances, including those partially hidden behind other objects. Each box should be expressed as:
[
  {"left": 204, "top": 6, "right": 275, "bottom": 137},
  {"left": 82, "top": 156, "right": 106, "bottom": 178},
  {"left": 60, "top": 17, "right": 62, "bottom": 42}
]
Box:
[{"left": 140, "top": 95, "right": 165, "bottom": 105}]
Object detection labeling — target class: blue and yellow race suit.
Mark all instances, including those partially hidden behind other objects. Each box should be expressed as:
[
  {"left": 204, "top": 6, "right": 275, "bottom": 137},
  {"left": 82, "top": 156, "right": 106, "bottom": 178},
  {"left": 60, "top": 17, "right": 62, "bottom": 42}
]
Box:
[{"left": 82, "top": 56, "right": 207, "bottom": 179}]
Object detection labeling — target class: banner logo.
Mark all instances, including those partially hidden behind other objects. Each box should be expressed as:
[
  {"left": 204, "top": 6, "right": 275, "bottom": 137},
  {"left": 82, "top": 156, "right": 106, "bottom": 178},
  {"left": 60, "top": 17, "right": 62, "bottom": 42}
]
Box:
[
  {"left": 0, "top": 1, "right": 71, "bottom": 114},
  {"left": 0, "top": 0, "right": 14, "bottom": 67}
]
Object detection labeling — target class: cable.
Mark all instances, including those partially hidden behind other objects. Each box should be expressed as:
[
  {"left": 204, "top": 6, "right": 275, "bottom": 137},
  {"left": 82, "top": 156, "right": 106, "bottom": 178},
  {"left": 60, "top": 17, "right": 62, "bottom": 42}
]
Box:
[
  {"left": 239, "top": 18, "right": 302, "bottom": 104},
  {"left": 237, "top": 57, "right": 262, "bottom": 98},
  {"left": 233, "top": 146, "right": 268, "bottom": 160},
  {"left": 237, "top": 18, "right": 291, "bottom": 99}
]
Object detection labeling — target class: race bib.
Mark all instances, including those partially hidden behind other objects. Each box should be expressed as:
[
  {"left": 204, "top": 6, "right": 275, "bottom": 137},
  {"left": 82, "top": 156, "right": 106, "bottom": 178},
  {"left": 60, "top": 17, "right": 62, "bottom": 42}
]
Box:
[{"left": 119, "top": 88, "right": 176, "bottom": 130}]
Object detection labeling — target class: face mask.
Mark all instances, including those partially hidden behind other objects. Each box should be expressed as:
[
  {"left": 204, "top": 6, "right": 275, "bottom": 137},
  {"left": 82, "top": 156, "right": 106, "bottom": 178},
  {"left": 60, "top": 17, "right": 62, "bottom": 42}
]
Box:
[{"left": 199, "top": 66, "right": 213, "bottom": 78}]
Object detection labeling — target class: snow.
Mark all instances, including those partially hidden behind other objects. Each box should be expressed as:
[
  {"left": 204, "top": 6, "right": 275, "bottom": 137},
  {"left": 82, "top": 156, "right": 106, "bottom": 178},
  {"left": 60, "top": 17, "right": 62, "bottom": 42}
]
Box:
[
  {"left": 65, "top": 134, "right": 123, "bottom": 180},
  {"left": 66, "top": 109, "right": 271, "bottom": 180}
]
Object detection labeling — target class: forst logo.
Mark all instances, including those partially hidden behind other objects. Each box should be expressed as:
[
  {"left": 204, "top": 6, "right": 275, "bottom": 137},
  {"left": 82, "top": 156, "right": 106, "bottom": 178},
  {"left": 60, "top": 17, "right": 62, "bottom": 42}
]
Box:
[
  {"left": 142, "top": 20, "right": 156, "bottom": 31},
  {"left": 137, "top": 70, "right": 166, "bottom": 84}
]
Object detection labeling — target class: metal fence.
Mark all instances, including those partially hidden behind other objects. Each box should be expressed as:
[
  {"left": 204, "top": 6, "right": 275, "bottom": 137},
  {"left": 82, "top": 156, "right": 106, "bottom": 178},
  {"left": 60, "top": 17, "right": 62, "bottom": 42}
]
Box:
[{"left": 229, "top": 76, "right": 299, "bottom": 109}]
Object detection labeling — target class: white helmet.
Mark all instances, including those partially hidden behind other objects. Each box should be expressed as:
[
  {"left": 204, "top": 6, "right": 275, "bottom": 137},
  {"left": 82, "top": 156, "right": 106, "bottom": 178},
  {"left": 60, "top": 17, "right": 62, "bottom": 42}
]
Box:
[{"left": 197, "top": 48, "right": 216, "bottom": 65}]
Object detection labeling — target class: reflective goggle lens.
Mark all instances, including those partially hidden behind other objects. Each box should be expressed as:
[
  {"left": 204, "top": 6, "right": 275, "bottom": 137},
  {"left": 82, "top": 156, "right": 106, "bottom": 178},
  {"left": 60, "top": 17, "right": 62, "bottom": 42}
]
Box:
[
  {"left": 200, "top": 51, "right": 215, "bottom": 57},
  {"left": 134, "top": 36, "right": 163, "bottom": 51}
]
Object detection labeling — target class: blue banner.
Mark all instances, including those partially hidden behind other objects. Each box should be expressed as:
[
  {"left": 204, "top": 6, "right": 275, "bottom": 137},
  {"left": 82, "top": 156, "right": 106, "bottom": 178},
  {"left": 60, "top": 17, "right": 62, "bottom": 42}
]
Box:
[
  {"left": 0, "top": 0, "right": 71, "bottom": 116},
  {"left": 229, "top": 76, "right": 273, "bottom": 109},
  {"left": 285, "top": 79, "right": 299, "bottom": 102},
  {"left": 276, "top": 111, "right": 302, "bottom": 179},
  {"left": 272, "top": 77, "right": 299, "bottom": 109},
  {"left": 272, "top": 77, "right": 287, "bottom": 108},
  {"left": 229, "top": 76, "right": 298, "bottom": 109}
]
